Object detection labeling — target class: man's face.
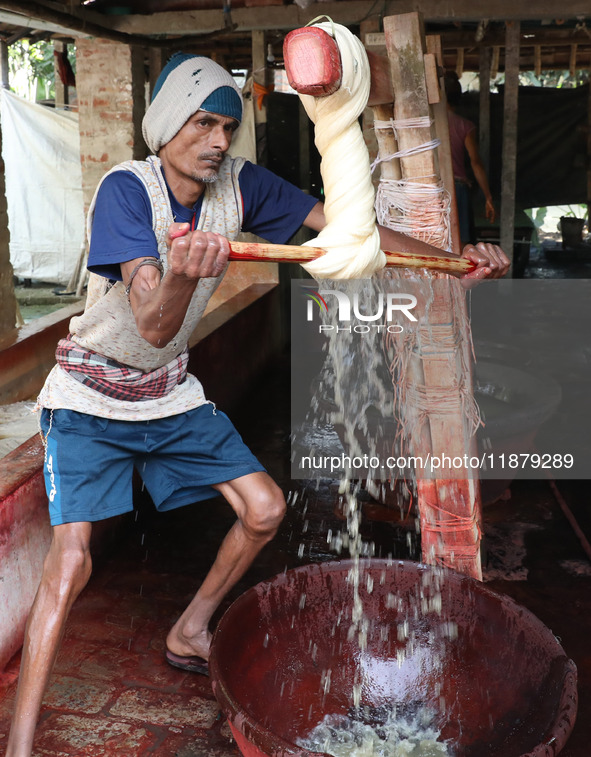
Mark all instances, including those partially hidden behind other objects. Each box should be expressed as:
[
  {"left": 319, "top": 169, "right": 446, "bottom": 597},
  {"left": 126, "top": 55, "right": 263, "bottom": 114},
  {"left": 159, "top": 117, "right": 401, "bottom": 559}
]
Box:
[{"left": 159, "top": 110, "right": 239, "bottom": 185}]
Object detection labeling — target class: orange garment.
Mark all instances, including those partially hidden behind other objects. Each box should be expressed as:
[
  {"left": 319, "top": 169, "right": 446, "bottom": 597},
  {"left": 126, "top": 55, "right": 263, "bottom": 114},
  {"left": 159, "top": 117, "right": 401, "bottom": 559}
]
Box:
[{"left": 252, "top": 80, "right": 274, "bottom": 110}]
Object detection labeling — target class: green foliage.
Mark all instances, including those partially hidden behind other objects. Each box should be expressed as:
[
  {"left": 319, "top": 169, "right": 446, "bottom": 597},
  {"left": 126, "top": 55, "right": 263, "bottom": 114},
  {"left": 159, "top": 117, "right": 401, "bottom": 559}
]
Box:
[
  {"left": 491, "top": 68, "right": 589, "bottom": 93},
  {"left": 519, "top": 69, "right": 589, "bottom": 89},
  {"left": 8, "top": 39, "right": 76, "bottom": 103},
  {"left": 556, "top": 204, "right": 587, "bottom": 219}
]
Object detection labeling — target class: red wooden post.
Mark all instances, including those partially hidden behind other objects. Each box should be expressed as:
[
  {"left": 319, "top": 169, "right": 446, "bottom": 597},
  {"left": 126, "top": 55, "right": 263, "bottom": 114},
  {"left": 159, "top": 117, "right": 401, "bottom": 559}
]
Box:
[
  {"left": 383, "top": 12, "right": 483, "bottom": 579},
  {"left": 283, "top": 18, "right": 483, "bottom": 579}
]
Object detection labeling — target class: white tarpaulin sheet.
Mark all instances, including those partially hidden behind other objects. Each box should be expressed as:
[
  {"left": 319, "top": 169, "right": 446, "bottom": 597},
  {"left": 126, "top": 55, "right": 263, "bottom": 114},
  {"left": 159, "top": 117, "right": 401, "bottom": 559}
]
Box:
[{"left": 1, "top": 90, "right": 84, "bottom": 285}]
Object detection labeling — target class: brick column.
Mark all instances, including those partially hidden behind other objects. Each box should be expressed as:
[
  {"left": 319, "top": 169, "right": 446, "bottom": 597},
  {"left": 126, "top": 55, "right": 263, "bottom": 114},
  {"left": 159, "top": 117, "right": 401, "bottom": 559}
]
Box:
[{"left": 75, "top": 38, "right": 146, "bottom": 213}]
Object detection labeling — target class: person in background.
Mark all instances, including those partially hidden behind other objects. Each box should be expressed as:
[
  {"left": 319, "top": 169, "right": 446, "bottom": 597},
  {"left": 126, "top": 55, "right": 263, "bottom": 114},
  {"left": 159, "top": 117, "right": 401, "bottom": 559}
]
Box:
[{"left": 445, "top": 70, "right": 496, "bottom": 246}]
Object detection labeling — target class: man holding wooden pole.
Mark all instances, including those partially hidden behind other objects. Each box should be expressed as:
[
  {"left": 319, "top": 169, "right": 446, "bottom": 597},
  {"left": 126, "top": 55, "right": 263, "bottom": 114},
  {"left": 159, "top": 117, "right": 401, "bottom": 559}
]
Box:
[{"left": 7, "top": 50, "right": 507, "bottom": 756}]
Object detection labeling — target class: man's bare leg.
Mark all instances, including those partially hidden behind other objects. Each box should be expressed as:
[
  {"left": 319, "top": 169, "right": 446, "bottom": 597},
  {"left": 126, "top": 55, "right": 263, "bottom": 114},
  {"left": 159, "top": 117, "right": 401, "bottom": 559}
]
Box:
[
  {"left": 6, "top": 521, "right": 93, "bottom": 757},
  {"left": 166, "top": 471, "right": 285, "bottom": 661}
]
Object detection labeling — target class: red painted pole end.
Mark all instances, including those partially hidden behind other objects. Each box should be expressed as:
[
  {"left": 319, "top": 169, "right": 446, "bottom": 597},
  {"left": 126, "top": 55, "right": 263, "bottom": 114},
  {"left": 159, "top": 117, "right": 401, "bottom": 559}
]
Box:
[{"left": 283, "top": 27, "right": 342, "bottom": 97}]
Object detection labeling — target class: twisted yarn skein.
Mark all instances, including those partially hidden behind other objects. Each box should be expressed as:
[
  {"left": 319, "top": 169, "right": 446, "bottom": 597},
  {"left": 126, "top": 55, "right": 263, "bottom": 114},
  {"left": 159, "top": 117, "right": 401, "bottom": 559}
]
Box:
[{"left": 300, "top": 23, "right": 385, "bottom": 280}]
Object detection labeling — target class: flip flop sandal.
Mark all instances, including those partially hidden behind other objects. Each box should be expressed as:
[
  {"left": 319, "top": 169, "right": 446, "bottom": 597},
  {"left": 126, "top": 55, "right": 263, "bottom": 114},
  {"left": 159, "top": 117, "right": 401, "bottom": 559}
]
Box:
[{"left": 166, "top": 649, "right": 209, "bottom": 676}]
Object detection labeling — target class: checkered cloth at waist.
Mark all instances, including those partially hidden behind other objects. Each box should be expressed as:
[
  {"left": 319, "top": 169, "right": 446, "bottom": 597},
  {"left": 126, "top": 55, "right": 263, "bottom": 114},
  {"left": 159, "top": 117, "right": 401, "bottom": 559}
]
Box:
[{"left": 55, "top": 337, "right": 189, "bottom": 401}]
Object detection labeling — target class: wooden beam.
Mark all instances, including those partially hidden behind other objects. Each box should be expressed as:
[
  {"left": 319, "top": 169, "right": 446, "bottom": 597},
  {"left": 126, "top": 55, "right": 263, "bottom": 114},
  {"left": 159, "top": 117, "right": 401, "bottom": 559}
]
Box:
[
  {"left": 101, "top": 1, "right": 591, "bottom": 36},
  {"left": 0, "top": 1, "right": 143, "bottom": 41},
  {"left": 0, "top": 1, "right": 232, "bottom": 46},
  {"left": 0, "top": 0, "right": 589, "bottom": 47},
  {"left": 368, "top": 26, "right": 591, "bottom": 73},
  {"left": 443, "top": 46, "right": 591, "bottom": 73},
  {"left": 0, "top": 8, "right": 81, "bottom": 37},
  {"left": 439, "top": 27, "right": 591, "bottom": 48},
  {"left": 2, "top": 1, "right": 589, "bottom": 66},
  {"left": 500, "top": 20, "right": 520, "bottom": 273}
]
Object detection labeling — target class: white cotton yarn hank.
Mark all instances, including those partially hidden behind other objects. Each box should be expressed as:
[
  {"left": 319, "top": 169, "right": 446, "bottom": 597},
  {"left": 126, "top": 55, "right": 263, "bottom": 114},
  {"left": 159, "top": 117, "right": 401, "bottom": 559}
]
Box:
[
  {"left": 299, "top": 23, "right": 385, "bottom": 280},
  {"left": 376, "top": 179, "right": 452, "bottom": 252},
  {"left": 373, "top": 115, "right": 451, "bottom": 252}
]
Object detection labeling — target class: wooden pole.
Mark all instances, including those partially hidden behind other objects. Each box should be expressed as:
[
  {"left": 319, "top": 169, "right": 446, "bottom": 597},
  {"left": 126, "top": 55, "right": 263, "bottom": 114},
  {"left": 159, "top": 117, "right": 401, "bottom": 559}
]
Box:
[
  {"left": 252, "top": 29, "right": 272, "bottom": 165},
  {"left": 53, "top": 41, "right": 68, "bottom": 108},
  {"left": 587, "top": 52, "right": 591, "bottom": 226},
  {"left": 227, "top": 240, "right": 474, "bottom": 274},
  {"left": 479, "top": 46, "right": 492, "bottom": 178},
  {"left": 491, "top": 46, "right": 501, "bottom": 79},
  {"left": 385, "top": 15, "right": 438, "bottom": 184},
  {"left": 384, "top": 12, "right": 483, "bottom": 579},
  {"left": 427, "top": 34, "right": 462, "bottom": 255},
  {"left": 569, "top": 44, "right": 578, "bottom": 79},
  {"left": 534, "top": 45, "right": 542, "bottom": 79},
  {"left": 456, "top": 47, "right": 465, "bottom": 78},
  {"left": 0, "top": 40, "right": 20, "bottom": 333},
  {"left": 0, "top": 40, "right": 8, "bottom": 91},
  {"left": 0, "top": 125, "right": 19, "bottom": 333},
  {"left": 500, "top": 20, "right": 520, "bottom": 273},
  {"left": 148, "top": 47, "right": 166, "bottom": 100},
  {"left": 372, "top": 102, "right": 402, "bottom": 182}
]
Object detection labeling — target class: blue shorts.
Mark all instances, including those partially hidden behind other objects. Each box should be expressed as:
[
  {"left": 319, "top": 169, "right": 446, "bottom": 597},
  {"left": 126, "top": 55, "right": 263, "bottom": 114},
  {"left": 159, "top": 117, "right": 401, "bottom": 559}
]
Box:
[{"left": 40, "top": 405, "right": 266, "bottom": 526}]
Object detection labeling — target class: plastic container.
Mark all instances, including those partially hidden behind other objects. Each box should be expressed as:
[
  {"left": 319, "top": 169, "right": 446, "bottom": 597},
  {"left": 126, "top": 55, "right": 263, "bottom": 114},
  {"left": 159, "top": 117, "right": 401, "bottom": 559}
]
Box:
[{"left": 210, "top": 559, "right": 576, "bottom": 757}]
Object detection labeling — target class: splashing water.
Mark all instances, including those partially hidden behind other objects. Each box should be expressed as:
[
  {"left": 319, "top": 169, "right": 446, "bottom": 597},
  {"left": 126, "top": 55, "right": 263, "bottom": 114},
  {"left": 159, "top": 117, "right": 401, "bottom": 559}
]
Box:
[
  {"left": 298, "top": 707, "right": 451, "bottom": 757},
  {"left": 295, "top": 273, "right": 466, "bottom": 746},
  {"left": 308, "top": 274, "right": 423, "bottom": 652}
]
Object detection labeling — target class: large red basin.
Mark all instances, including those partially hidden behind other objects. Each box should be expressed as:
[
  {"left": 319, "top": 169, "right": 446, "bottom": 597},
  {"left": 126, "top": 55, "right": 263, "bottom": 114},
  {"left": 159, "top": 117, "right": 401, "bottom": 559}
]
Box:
[{"left": 210, "top": 560, "right": 576, "bottom": 757}]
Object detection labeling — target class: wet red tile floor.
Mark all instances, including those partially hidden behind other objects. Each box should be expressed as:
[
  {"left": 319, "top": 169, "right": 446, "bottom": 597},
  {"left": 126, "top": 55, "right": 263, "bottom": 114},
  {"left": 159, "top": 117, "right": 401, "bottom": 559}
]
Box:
[{"left": 1, "top": 345, "right": 591, "bottom": 755}]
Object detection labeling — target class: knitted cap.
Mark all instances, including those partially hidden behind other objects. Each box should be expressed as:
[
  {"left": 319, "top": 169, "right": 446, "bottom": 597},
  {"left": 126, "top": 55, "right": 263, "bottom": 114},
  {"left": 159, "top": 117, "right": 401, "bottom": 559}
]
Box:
[{"left": 142, "top": 53, "right": 243, "bottom": 154}]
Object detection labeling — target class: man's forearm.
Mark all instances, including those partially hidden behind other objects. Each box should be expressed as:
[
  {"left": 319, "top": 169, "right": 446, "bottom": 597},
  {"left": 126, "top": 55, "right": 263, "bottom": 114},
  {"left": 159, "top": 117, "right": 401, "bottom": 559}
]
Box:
[
  {"left": 121, "top": 225, "right": 230, "bottom": 349},
  {"left": 129, "top": 269, "right": 198, "bottom": 349}
]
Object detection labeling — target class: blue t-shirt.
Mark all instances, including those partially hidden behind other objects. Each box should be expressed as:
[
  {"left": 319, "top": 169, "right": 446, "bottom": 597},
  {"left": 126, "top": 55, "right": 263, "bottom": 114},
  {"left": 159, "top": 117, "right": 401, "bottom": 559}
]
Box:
[{"left": 88, "top": 160, "right": 318, "bottom": 280}]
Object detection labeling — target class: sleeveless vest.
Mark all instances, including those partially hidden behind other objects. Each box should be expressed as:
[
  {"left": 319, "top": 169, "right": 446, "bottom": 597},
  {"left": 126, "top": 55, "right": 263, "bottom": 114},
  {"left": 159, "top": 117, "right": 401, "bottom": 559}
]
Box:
[{"left": 69, "top": 155, "right": 245, "bottom": 372}]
